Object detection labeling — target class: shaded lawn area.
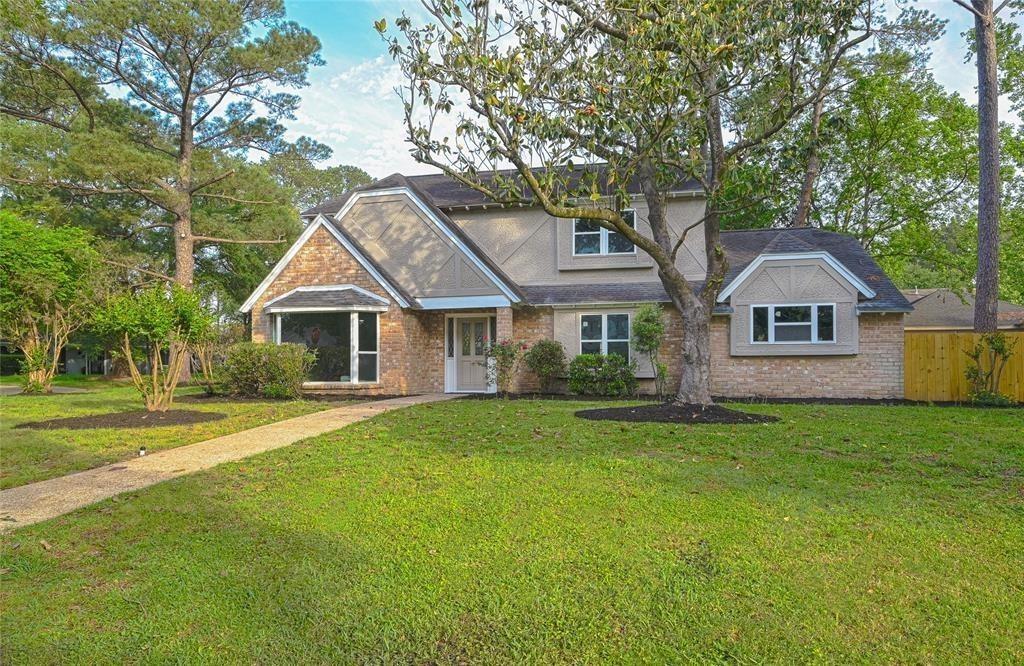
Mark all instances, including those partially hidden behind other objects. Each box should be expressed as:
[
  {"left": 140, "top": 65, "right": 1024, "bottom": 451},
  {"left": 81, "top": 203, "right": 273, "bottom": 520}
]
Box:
[
  {"left": 1, "top": 399, "right": 1022, "bottom": 663},
  {"left": 0, "top": 383, "right": 334, "bottom": 489}
]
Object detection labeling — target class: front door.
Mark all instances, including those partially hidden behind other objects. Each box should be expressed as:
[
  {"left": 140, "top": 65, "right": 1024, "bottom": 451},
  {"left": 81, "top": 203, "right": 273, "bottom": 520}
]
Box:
[{"left": 456, "top": 318, "right": 488, "bottom": 391}]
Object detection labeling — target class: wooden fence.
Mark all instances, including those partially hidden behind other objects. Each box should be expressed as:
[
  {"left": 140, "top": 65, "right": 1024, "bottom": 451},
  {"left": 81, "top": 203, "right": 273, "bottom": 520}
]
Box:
[{"left": 904, "top": 331, "right": 1024, "bottom": 402}]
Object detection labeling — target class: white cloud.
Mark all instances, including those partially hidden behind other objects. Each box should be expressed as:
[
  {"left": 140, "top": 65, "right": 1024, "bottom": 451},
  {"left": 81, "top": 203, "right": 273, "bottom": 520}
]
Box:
[{"left": 285, "top": 54, "right": 440, "bottom": 176}]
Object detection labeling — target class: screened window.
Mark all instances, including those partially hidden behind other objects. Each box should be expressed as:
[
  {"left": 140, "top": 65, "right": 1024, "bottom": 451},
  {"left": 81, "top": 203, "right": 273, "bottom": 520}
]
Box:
[
  {"left": 751, "top": 304, "right": 835, "bottom": 344},
  {"left": 580, "top": 313, "right": 630, "bottom": 360},
  {"left": 278, "top": 311, "right": 380, "bottom": 383},
  {"left": 572, "top": 209, "right": 636, "bottom": 255}
]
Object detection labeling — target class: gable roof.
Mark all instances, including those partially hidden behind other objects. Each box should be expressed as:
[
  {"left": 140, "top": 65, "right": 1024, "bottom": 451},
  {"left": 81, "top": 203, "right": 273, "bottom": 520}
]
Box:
[
  {"left": 302, "top": 165, "right": 702, "bottom": 217},
  {"left": 322, "top": 174, "right": 524, "bottom": 304},
  {"left": 717, "top": 228, "right": 912, "bottom": 312},
  {"left": 239, "top": 215, "right": 414, "bottom": 313},
  {"left": 901, "top": 289, "right": 1024, "bottom": 329},
  {"left": 263, "top": 285, "right": 390, "bottom": 313}
]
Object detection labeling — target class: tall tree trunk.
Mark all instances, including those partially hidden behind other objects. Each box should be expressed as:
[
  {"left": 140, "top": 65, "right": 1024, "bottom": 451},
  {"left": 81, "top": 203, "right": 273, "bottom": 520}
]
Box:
[
  {"left": 973, "top": 0, "right": 1000, "bottom": 332},
  {"left": 793, "top": 95, "right": 825, "bottom": 228},
  {"left": 638, "top": 159, "right": 717, "bottom": 406},
  {"left": 175, "top": 99, "right": 195, "bottom": 381}
]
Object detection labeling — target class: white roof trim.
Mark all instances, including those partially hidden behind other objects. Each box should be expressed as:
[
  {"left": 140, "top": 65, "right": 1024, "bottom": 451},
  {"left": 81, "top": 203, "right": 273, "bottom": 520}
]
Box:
[
  {"left": 263, "top": 284, "right": 389, "bottom": 308},
  {"left": 264, "top": 305, "right": 389, "bottom": 314},
  {"left": 239, "top": 216, "right": 411, "bottom": 313},
  {"left": 717, "top": 252, "right": 876, "bottom": 302},
  {"left": 417, "top": 295, "right": 511, "bottom": 310},
  {"left": 331, "top": 187, "right": 521, "bottom": 303}
]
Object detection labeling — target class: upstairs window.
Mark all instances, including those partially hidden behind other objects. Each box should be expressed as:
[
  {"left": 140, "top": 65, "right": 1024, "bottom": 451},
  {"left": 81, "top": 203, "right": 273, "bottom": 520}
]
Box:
[
  {"left": 751, "top": 304, "right": 835, "bottom": 344},
  {"left": 573, "top": 209, "right": 636, "bottom": 256},
  {"left": 580, "top": 313, "right": 630, "bottom": 360}
]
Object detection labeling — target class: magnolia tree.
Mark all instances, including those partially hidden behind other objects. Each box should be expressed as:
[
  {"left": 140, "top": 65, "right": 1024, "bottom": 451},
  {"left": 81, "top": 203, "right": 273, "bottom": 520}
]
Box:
[
  {"left": 382, "top": 0, "right": 885, "bottom": 405},
  {"left": 0, "top": 212, "right": 103, "bottom": 393},
  {"left": 94, "top": 285, "right": 213, "bottom": 411}
]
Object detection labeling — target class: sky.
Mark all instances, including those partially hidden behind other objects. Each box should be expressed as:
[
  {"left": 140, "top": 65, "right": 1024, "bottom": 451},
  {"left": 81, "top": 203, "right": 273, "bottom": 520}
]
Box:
[{"left": 281, "top": 0, "right": 1022, "bottom": 178}]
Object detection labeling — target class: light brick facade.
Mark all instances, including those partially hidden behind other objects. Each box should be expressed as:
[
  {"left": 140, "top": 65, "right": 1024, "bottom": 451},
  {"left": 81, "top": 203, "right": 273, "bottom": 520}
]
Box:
[
  {"left": 708, "top": 312, "right": 904, "bottom": 399},
  {"left": 250, "top": 226, "right": 444, "bottom": 395}
]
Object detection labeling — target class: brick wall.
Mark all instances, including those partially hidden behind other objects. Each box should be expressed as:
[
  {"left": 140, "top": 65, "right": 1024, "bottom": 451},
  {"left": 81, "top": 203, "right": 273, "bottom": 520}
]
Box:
[
  {"left": 709, "top": 312, "right": 905, "bottom": 399},
  {"left": 250, "top": 225, "right": 443, "bottom": 396},
  {"left": 506, "top": 305, "right": 903, "bottom": 399},
  {"left": 509, "top": 306, "right": 554, "bottom": 392}
]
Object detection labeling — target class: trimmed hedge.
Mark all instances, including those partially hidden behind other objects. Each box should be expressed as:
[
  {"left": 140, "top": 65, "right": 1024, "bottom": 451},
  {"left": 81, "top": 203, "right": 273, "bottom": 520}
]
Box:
[
  {"left": 523, "top": 339, "right": 566, "bottom": 393},
  {"left": 567, "top": 353, "right": 638, "bottom": 397},
  {"left": 223, "top": 342, "right": 315, "bottom": 399}
]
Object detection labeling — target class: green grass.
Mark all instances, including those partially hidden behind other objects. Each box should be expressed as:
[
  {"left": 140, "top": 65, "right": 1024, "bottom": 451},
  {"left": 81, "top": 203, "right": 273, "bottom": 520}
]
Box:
[
  {"left": 1, "top": 399, "right": 1022, "bottom": 663},
  {"left": 0, "top": 384, "right": 334, "bottom": 489}
]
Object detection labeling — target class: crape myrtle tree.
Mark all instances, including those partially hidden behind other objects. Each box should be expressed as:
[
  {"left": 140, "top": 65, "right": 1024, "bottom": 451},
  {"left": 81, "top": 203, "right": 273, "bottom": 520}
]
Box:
[
  {"left": 0, "top": 211, "right": 105, "bottom": 393},
  {"left": 382, "top": 0, "right": 880, "bottom": 405},
  {"left": 0, "top": 0, "right": 323, "bottom": 289}
]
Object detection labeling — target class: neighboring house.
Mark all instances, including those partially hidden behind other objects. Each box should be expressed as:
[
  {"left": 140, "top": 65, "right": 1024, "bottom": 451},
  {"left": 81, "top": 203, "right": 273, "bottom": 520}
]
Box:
[
  {"left": 901, "top": 289, "right": 1024, "bottom": 331},
  {"left": 241, "top": 170, "right": 913, "bottom": 399}
]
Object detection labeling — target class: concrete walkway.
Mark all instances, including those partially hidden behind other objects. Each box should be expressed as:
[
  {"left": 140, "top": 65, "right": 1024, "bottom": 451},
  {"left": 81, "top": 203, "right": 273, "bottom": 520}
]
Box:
[{"left": 0, "top": 393, "right": 458, "bottom": 532}]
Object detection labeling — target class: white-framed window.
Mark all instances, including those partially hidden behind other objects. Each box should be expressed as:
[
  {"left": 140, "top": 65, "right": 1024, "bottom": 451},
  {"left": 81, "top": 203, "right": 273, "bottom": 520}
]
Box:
[
  {"left": 750, "top": 304, "right": 835, "bottom": 344},
  {"left": 572, "top": 209, "right": 636, "bottom": 256},
  {"left": 276, "top": 310, "right": 380, "bottom": 383},
  {"left": 580, "top": 313, "right": 631, "bottom": 360}
]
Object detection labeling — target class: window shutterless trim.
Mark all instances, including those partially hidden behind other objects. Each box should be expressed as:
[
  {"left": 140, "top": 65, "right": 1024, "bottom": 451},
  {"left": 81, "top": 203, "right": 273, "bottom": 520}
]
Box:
[
  {"left": 571, "top": 209, "right": 637, "bottom": 257},
  {"left": 276, "top": 310, "right": 381, "bottom": 385},
  {"left": 578, "top": 312, "right": 631, "bottom": 360},
  {"left": 749, "top": 303, "right": 837, "bottom": 345}
]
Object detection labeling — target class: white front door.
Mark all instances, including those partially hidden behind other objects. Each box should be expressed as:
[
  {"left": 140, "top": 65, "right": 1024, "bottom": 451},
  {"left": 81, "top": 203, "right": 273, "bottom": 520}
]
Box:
[{"left": 456, "top": 317, "right": 488, "bottom": 391}]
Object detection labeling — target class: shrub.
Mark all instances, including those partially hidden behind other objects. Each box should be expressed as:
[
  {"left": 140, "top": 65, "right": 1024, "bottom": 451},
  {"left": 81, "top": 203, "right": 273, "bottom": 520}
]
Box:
[
  {"left": 484, "top": 339, "right": 524, "bottom": 396},
  {"left": 567, "top": 353, "right": 638, "bottom": 397},
  {"left": 523, "top": 339, "right": 566, "bottom": 392},
  {"left": 223, "top": 342, "right": 315, "bottom": 399},
  {"left": 964, "top": 332, "right": 1018, "bottom": 405},
  {"left": 632, "top": 303, "right": 668, "bottom": 400}
]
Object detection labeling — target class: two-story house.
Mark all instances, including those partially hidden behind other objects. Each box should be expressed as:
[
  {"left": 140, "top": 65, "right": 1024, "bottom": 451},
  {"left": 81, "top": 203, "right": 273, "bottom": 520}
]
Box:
[{"left": 240, "top": 170, "right": 912, "bottom": 398}]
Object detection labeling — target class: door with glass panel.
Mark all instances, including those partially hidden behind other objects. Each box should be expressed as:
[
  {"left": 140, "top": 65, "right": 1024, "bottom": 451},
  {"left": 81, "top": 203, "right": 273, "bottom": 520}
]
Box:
[{"left": 456, "top": 317, "right": 488, "bottom": 391}]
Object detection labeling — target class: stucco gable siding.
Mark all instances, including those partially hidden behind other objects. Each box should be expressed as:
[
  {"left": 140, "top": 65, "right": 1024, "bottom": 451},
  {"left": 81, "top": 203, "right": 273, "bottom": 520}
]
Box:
[
  {"left": 338, "top": 192, "right": 503, "bottom": 299},
  {"left": 728, "top": 257, "right": 860, "bottom": 356},
  {"left": 448, "top": 198, "right": 707, "bottom": 286}
]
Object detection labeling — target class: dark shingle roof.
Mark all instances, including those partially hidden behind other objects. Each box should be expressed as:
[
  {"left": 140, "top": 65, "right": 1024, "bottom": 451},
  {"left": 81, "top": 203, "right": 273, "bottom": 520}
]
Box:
[
  {"left": 900, "top": 289, "right": 1024, "bottom": 329},
  {"left": 301, "top": 170, "right": 909, "bottom": 313},
  {"left": 264, "top": 286, "right": 388, "bottom": 311},
  {"left": 718, "top": 228, "right": 912, "bottom": 312},
  {"left": 521, "top": 282, "right": 674, "bottom": 305},
  {"left": 302, "top": 165, "right": 701, "bottom": 217}
]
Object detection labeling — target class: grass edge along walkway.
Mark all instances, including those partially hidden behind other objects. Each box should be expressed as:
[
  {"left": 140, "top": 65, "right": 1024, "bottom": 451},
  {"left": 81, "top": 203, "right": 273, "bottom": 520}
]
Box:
[{"left": 0, "top": 393, "right": 458, "bottom": 531}]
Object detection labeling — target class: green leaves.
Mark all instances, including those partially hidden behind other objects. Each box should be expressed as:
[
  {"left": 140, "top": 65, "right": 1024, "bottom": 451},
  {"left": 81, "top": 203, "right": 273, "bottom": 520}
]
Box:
[{"left": 94, "top": 284, "right": 213, "bottom": 348}]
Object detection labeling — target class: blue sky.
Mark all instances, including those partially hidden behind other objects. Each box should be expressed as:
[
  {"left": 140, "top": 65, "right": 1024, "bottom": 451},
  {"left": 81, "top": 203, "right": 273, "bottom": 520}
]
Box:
[{"left": 282, "top": 0, "right": 1021, "bottom": 178}]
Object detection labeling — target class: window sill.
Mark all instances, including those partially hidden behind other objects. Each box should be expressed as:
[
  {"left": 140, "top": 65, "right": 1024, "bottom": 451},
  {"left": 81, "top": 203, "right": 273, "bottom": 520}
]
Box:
[{"left": 302, "top": 381, "right": 381, "bottom": 389}]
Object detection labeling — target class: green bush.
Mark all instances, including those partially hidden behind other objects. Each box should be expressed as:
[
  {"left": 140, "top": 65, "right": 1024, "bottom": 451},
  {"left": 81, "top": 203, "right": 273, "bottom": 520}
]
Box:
[
  {"left": 567, "top": 353, "right": 638, "bottom": 397},
  {"left": 223, "top": 342, "right": 316, "bottom": 399},
  {"left": 523, "top": 339, "right": 566, "bottom": 392}
]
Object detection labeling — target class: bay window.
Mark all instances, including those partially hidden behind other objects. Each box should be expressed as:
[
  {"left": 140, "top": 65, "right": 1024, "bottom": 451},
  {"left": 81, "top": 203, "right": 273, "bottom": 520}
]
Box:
[
  {"left": 751, "top": 304, "right": 835, "bottom": 344},
  {"left": 278, "top": 311, "right": 379, "bottom": 383}
]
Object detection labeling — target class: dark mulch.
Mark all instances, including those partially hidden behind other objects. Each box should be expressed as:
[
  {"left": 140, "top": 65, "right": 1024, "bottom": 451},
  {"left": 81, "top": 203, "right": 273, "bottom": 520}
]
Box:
[
  {"left": 576, "top": 402, "right": 779, "bottom": 425},
  {"left": 461, "top": 392, "right": 659, "bottom": 402},
  {"left": 721, "top": 396, "right": 1022, "bottom": 409},
  {"left": 177, "top": 392, "right": 405, "bottom": 404},
  {"left": 15, "top": 409, "right": 227, "bottom": 430}
]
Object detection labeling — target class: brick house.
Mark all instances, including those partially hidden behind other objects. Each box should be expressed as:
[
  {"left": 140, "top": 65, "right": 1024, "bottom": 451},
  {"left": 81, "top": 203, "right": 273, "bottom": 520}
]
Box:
[{"left": 240, "top": 170, "right": 913, "bottom": 399}]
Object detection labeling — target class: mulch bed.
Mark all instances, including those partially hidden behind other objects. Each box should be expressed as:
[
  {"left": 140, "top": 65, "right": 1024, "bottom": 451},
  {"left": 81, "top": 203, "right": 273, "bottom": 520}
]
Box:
[
  {"left": 15, "top": 410, "right": 227, "bottom": 430},
  {"left": 177, "top": 392, "right": 405, "bottom": 404},
  {"left": 576, "top": 403, "right": 779, "bottom": 425},
  {"left": 461, "top": 393, "right": 659, "bottom": 402}
]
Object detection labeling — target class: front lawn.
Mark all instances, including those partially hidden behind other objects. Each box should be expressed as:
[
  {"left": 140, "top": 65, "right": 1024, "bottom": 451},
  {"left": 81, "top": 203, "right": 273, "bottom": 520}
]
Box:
[
  {"left": 0, "top": 384, "right": 335, "bottom": 489},
  {"left": 1, "top": 400, "right": 1021, "bottom": 662}
]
